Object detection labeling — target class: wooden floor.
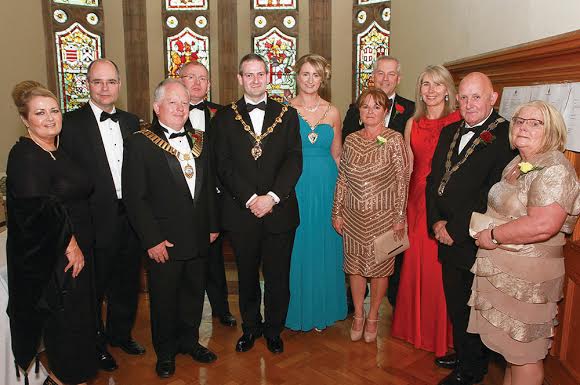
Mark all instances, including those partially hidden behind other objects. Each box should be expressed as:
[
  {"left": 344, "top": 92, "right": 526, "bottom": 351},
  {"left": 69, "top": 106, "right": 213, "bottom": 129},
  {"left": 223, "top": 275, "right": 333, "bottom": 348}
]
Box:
[{"left": 89, "top": 263, "right": 505, "bottom": 385}]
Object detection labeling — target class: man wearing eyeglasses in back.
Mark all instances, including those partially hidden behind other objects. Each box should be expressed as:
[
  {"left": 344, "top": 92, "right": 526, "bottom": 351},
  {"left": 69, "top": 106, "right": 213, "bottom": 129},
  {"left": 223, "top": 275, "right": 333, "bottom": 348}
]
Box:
[{"left": 60, "top": 58, "right": 145, "bottom": 373}]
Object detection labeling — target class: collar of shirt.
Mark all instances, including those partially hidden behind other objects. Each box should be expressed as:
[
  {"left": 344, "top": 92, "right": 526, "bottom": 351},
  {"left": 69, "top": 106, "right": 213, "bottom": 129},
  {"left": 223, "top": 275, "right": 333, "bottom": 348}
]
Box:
[
  {"left": 464, "top": 109, "right": 494, "bottom": 129},
  {"left": 89, "top": 100, "right": 117, "bottom": 122},
  {"left": 189, "top": 103, "right": 206, "bottom": 131},
  {"left": 384, "top": 95, "right": 396, "bottom": 126},
  {"left": 244, "top": 94, "right": 268, "bottom": 109},
  {"left": 159, "top": 122, "right": 185, "bottom": 139}
]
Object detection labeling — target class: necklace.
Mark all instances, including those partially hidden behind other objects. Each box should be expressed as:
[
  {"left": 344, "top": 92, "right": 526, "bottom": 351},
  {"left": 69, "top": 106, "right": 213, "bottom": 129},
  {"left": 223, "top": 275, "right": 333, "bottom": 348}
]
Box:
[
  {"left": 231, "top": 102, "right": 288, "bottom": 160},
  {"left": 295, "top": 104, "right": 332, "bottom": 144},
  {"left": 303, "top": 96, "right": 321, "bottom": 113},
  {"left": 28, "top": 133, "right": 58, "bottom": 161}
]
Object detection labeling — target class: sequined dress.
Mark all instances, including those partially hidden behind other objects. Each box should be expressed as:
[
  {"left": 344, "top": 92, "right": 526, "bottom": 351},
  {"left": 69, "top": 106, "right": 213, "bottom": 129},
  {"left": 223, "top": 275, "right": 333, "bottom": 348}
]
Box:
[
  {"left": 332, "top": 129, "right": 410, "bottom": 277},
  {"left": 467, "top": 151, "right": 580, "bottom": 365}
]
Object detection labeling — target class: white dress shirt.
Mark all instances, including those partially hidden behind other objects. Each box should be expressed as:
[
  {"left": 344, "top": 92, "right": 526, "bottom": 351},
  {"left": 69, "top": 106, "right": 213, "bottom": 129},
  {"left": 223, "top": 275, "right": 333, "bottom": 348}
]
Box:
[
  {"left": 189, "top": 102, "right": 206, "bottom": 132},
  {"left": 384, "top": 94, "right": 396, "bottom": 127},
  {"left": 160, "top": 122, "right": 196, "bottom": 199},
  {"left": 89, "top": 101, "right": 124, "bottom": 199},
  {"left": 458, "top": 110, "right": 494, "bottom": 153}
]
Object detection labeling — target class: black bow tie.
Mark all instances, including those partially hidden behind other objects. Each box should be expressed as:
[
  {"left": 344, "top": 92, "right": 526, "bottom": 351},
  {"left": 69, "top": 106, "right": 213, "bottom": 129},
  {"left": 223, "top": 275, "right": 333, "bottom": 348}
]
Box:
[
  {"left": 190, "top": 103, "right": 205, "bottom": 111},
  {"left": 100, "top": 111, "right": 119, "bottom": 122},
  {"left": 247, "top": 101, "right": 266, "bottom": 112},
  {"left": 168, "top": 131, "right": 187, "bottom": 139},
  {"left": 460, "top": 123, "right": 474, "bottom": 136}
]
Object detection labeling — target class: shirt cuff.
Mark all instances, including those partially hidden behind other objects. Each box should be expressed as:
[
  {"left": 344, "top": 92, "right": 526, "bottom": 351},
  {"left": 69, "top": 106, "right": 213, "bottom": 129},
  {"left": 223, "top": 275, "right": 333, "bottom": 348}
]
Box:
[
  {"left": 267, "top": 191, "right": 280, "bottom": 204},
  {"left": 245, "top": 194, "right": 257, "bottom": 208}
]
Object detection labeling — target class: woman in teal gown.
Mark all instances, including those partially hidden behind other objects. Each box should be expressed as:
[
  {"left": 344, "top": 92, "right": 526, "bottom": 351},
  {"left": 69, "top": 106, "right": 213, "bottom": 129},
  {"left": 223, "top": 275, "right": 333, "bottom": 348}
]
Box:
[{"left": 286, "top": 54, "right": 347, "bottom": 331}]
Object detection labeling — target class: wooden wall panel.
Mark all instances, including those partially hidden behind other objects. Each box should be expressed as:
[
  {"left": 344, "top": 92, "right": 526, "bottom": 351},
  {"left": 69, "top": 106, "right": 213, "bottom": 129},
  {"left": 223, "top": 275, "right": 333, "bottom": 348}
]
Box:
[
  {"left": 309, "top": 0, "right": 331, "bottom": 100},
  {"left": 123, "top": 0, "right": 150, "bottom": 121},
  {"left": 218, "top": 0, "right": 238, "bottom": 104},
  {"left": 445, "top": 29, "right": 580, "bottom": 385}
]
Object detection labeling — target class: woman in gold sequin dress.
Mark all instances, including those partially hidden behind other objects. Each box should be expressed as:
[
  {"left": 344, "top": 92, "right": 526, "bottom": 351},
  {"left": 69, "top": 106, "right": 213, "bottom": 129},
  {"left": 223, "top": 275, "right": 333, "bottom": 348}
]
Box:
[
  {"left": 332, "top": 87, "right": 410, "bottom": 343},
  {"left": 469, "top": 101, "right": 580, "bottom": 385}
]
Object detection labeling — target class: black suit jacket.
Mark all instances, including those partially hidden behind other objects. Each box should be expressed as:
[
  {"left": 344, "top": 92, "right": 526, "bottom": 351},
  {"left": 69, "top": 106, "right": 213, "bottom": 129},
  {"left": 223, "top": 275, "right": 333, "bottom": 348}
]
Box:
[
  {"left": 425, "top": 110, "right": 516, "bottom": 270},
  {"left": 152, "top": 100, "right": 223, "bottom": 134},
  {"left": 212, "top": 97, "right": 302, "bottom": 233},
  {"left": 60, "top": 103, "right": 140, "bottom": 248},
  {"left": 342, "top": 94, "right": 415, "bottom": 142},
  {"left": 122, "top": 122, "right": 218, "bottom": 260}
]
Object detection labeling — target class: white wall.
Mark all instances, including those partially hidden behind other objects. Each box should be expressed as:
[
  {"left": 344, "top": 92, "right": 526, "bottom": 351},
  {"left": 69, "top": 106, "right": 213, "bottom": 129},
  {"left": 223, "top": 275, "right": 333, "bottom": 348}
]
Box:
[{"left": 391, "top": 0, "right": 580, "bottom": 97}]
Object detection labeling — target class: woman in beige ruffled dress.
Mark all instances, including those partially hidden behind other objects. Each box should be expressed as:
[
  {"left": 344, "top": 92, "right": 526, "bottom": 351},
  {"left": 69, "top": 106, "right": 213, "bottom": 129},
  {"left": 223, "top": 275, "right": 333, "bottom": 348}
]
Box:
[{"left": 470, "top": 100, "right": 580, "bottom": 385}]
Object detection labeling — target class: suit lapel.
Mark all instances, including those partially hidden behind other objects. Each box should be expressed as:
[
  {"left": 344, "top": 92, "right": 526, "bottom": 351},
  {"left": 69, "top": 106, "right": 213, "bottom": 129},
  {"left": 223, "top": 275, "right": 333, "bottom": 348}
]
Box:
[
  {"left": 82, "top": 104, "right": 117, "bottom": 196},
  {"left": 260, "top": 98, "right": 282, "bottom": 147},
  {"left": 236, "top": 98, "right": 256, "bottom": 147},
  {"left": 117, "top": 111, "right": 135, "bottom": 139},
  {"left": 151, "top": 124, "right": 193, "bottom": 202}
]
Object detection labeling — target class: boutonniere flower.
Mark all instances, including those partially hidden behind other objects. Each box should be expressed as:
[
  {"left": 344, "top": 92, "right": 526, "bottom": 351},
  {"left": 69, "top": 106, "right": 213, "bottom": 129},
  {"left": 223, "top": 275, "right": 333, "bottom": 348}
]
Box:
[
  {"left": 376, "top": 135, "right": 387, "bottom": 146},
  {"left": 188, "top": 131, "right": 202, "bottom": 143},
  {"left": 517, "top": 162, "right": 543, "bottom": 178},
  {"left": 395, "top": 104, "right": 405, "bottom": 114},
  {"left": 479, "top": 130, "right": 495, "bottom": 145},
  {"left": 209, "top": 107, "right": 217, "bottom": 119}
]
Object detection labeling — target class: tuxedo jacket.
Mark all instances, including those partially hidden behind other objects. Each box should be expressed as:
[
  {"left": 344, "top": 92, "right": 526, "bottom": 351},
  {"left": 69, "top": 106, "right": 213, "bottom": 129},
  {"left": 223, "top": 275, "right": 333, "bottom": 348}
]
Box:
[
  {"left": 60, "top": 103, "right": 140, "bottom": 248},
  {"left": 426, "top": 110, "right": 516, "bottom": 270},
  {"left": 211, "top": 97, "right": 302, "bottom": 233},
  {"left": 342, "top": 93, "right": 415, "bottom": 142},
  {"left": 122, "top": 122, "right": 218, "bottom": 260}
]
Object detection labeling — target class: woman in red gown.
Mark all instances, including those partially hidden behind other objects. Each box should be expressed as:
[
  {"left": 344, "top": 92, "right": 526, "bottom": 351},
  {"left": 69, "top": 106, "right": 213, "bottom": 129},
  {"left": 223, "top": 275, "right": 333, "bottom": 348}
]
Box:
[{"left": 391, "top": 65, "right": 460, "bottom": 357}]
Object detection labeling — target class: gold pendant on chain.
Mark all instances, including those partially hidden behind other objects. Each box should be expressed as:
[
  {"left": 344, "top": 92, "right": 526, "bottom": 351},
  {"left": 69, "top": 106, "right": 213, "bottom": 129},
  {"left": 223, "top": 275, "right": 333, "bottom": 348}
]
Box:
[
  {"left": 251, "top": 142, "right": 263, "bottom": 160},
  {"left": 184, "top": 163, "right": 195, "bottom": 179},
  {"left": 308, "top": 132, "right": 318, "bottom": 144}
]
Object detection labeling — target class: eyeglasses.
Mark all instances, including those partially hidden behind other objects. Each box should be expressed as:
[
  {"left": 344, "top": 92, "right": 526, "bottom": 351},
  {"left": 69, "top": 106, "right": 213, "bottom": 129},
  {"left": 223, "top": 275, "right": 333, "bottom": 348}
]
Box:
[
  {"left": 180, "top": 74, "right": 208, "bottom": 82},
  {"left": 89, "top": 79, "right": 120, "bottom": 87},
  {"left": 511, "top": 117, "right": 544, "bottom": 129}
]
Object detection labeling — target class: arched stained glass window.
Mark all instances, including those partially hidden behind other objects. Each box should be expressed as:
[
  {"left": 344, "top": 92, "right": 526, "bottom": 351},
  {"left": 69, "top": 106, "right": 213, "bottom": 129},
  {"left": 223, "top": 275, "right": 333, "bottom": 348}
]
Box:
[
  {"left": 44, "top": 0, "right": 104, "bottom": 111},
  {"left": 251, "top": 1, "right": 298, "bottom": 99},
  {"left": 352, "top": 0, "right": 391, "bottom": 99},
  {"left": 162, "top": 0, "right": 210, "bottom": 79}
]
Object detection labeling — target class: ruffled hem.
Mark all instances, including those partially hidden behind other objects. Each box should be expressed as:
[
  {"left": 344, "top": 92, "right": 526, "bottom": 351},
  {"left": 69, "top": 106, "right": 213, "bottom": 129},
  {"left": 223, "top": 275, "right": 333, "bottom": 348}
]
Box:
[
  {"left": 470, "top": 256, "right": 564, "bottom": 304},
  {"left": 468, "top": 294, "right": 556, "bottom": 343}
]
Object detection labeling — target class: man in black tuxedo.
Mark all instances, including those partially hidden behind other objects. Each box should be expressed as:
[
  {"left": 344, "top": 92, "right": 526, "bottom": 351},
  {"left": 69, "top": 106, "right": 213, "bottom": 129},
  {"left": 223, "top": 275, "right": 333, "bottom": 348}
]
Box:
[
  {"left": 426, "top": 72, "right": 515, "bottom": 385},
  {"left": 342, "top": 55, "right": 415, "bottom": 310},
  {"left": 60, "top": 58, "right": 144, "bottom": 372},
  {"left": 212, "top": 53, "right": 301, "bottom": 354},
  {"left": 177, "top": 61, "right": 236, "bottom": 328},
  {"left": 122, "top": 79, "right": 219, "bottom": 378}
]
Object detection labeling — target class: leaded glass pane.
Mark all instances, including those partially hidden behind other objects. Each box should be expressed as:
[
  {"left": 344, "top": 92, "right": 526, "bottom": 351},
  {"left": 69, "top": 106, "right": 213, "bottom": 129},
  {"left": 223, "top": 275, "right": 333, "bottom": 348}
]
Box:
[
  {"left": 253, "top": 0, "right": 296, "bottom": 10},
  {"left": 357, "top": 0, "right": 389, "bottom": 5},
  {"left": 253, "top": 27, "right": 297, "bottom": 99},
  {"left": 55, "top": 22, "right": 102, "bottom": 111},
  {"left": 53, "top": 0, "right": 98, "bottom": 6},
  {"left": 166, "top": 27, "right": 210, "bottom": 78},
  {"left": 166, "top": 0, "right": 208, "bottom": 11},
  {"left": 356, "top": 21, "right": 389, "bottom": 96}
]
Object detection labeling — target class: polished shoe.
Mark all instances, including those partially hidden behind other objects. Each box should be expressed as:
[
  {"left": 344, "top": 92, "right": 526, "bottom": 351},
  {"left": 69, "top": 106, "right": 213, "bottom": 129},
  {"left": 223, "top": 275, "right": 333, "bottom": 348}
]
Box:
[
  {"left": 217, "top": 312, "right": 237, "bottom": 327},
  {"left": 187, "top": 344, "right": 217, "bottom": 363},
  {"left": 437, "top": 370, "right": 482, "bottom": 385},
  {"left": 97, "top": 349, "right": 118, "bottom": 371},
  {"left": 434, "top": 352, "right": 458, "bottom": 369},
  {"left": 266, "top": 336, "right": 284, "bottom": 354},
  {"left": 155, "top": 360, "right": 175, "bottom": 378},
  {"left": 363, "top": 318, "right": 378, "bottom": 343},
  {"left": 350, "top": 313, "right": 365, "bottom": 341},
  {"left": 110, "top": 338, "right": 146, "bottom": 355},
  {"left": 43, "top": 376, "right": 59, "bottom": 385},
  {"left": 235, "top": 332, "right": 261, "bottom": 352}
]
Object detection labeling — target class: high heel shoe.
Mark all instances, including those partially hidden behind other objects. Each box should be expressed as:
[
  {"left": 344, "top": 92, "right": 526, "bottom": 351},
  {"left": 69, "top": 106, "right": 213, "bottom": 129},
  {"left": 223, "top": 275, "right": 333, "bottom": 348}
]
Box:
[
  {"left": 350, "top": 313, "right": 365, "bottom": 341},
  {"left": 364, "top": 318, "right": 379, "bottom": 343},
  {"left": 44, "top": 376, "right": 59, "bottom": 385}
]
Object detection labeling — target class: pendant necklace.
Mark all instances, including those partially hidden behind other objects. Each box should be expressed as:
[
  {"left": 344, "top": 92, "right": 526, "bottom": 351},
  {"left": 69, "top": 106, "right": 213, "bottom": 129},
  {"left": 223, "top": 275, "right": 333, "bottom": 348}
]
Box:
[
  {"left": 296, "top": 103, "right": 332, "bottom": 145},
  {"left": 303, "top": 96, "right": 321, "bottom": 113}
]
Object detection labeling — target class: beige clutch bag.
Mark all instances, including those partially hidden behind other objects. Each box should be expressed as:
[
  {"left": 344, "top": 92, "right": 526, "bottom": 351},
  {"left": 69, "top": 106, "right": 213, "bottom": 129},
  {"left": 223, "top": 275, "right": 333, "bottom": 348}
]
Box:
[
  {"left": 469, "top": 212, "right": 523, "bottom": 251},
  {"left": 374, "top": 229, "right": 409, "bottom": 264}
]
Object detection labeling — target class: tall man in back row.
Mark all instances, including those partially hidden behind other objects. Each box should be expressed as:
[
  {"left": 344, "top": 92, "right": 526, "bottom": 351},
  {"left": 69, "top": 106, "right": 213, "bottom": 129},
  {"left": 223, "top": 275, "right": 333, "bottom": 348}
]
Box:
[
  {"left": 426, "top": 72, "right": 515, "bottom": 385},
  {"left": 61, "top": 58, "right": 145, "bottom": 372},
  {"left": 212, "top": 53, "right": 302, "bottom": 354},
  {"left": 342, "top": 55, "right": 415, "bottom": 310}
]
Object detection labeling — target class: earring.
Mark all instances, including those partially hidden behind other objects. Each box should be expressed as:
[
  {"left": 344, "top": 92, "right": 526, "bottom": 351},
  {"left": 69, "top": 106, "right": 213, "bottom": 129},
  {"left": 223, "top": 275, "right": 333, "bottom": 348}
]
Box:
[
  {"left": 445, "top": 95, "right": 449, "bottom": 101},
  {"left": 419, "top": 96, "right": 423, "bottom": 101}
]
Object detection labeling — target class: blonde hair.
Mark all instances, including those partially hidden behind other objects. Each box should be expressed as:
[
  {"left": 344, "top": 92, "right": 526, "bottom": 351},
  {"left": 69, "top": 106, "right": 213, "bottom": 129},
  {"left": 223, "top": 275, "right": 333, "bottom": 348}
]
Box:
[
  {"left": 413, "top": 65, "right": 457, "bottom": 120},
  {"left": 509, "top": 100, "right": 567, "bottom": 153},
  {"left": 11, "top": 80, "right": 58, "bottom": 118},
  {"left": 294, "top": 54, "right": 331, "bottom": 89}
]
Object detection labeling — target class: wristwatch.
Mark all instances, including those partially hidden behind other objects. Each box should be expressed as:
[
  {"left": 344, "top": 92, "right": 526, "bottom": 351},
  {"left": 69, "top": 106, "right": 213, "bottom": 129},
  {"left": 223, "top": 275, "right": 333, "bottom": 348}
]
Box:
[{"left": 490, "top": 228, "right": 500, "bottom": 245}]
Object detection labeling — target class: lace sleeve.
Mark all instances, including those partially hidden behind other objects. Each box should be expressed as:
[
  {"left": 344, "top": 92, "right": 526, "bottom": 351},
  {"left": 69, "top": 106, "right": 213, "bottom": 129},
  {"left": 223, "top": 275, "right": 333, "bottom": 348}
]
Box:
[{"left": 389, "top": 134, "right": 411, "bottom": 224}]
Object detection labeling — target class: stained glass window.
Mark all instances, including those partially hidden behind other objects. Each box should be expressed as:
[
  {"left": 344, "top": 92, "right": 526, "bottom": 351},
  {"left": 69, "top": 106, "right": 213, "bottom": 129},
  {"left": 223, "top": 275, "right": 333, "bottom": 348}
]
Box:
[
  {"left": 165, "top": 0, "right": 207, "bottom": 11},
  {"left": 166, "top": 27, "right": 210, "bottom": 78},
  {"left": 55, "top": 23, "right": 102, "bottom": 111},
  {"left": 253, "top": 0, "right": 296, "bottom": 10},
  {"left": 251, "top": 1, "right": 298, "bottom": 99},
  {"left": 45, "top": 1, "right": 104, "bottom": 111},
  {"left": 53, "top": 0, "right": 98, "bottom": 6},
  {"left": 352, "top": 0, "right": 391, "bottom": 98}
]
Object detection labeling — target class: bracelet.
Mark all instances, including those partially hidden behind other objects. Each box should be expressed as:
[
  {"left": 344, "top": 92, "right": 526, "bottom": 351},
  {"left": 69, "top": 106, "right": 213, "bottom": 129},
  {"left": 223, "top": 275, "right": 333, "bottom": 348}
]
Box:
[{"left": 490, "top": 228, "right": 500, "bottom": 245}]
